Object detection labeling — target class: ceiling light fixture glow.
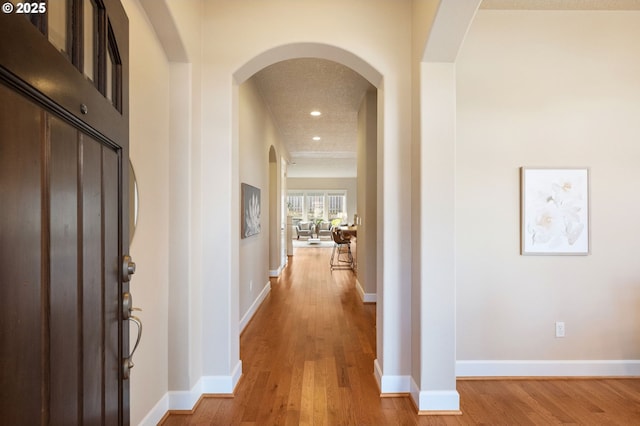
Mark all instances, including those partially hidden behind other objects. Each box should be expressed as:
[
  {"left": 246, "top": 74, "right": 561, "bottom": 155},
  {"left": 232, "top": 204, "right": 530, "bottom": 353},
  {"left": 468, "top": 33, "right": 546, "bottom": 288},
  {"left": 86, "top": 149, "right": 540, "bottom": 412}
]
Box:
[
  {"left": 312, "top": 136, "right": 321, "bottom": 141},
  {"left": 310, "top": 110, "right": 322, "bottom": 117}
]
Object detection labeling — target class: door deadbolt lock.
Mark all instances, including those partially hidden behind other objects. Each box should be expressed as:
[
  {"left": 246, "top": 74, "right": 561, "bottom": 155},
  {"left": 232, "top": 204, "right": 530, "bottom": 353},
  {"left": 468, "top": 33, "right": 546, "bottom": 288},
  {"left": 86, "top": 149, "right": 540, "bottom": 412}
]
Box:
[{"left": 122, "top": 255, "right": 136, "bottom": 282}]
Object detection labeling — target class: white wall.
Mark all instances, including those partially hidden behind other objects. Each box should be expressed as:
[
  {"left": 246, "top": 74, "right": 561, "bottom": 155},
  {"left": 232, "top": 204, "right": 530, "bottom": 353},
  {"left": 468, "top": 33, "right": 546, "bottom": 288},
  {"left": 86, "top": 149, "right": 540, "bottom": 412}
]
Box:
[
  {"left": 357, "top": 90, "right": 378, "bottom": 299},
  {"left": 456, "top": 10, "right": 640, "bottom": 375},
  {"left": 162, "top": 0, "right": 205, "bottom": 395},
  {"left": 411, "top": 0, "right": 480, "bottom": 412},
  {"left": 124, "top": 1, "right": 207, "bottom": 423},
  {"left": 238, "top": 78, "right": 283, "bottom": 323},
  {"left": 122, "top": 0, "right": 171, "bottom": 423},
  {"left": 410, "top": 0, "right": 440, "bottom": 392}
]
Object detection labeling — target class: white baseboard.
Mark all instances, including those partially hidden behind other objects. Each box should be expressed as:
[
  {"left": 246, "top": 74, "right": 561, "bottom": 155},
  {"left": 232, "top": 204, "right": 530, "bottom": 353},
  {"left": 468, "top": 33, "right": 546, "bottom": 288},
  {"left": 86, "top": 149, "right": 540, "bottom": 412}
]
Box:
[
  {"left": 137, "top": 361, "right": 242, "bottom": 426},
  {"left": 410, "top": 378, "right": 460, "bottom": 412},
  {"left": 356, "top": 279, "right": 376, "bottom": 303},
  {"left": 374, "top": 359, "right": 411, "bottom": 394},
  {"left": 140, "top": 358, "right": 640, "bottom": 424},
  {"left": 268, "top": 265, "right": 282, "bottom": 277},
  {"left": 201, "top": 360, "right": 243, "bottom": 393},
  {"left": 137, "top": 393, "right": 170, "bottom": 426},
  {"left": 240, "top": 281, "right": 271, "bottom": 332},
  {"left": 138, "top": 278, "right": 269, "bottom": 425},
  {"left": 269, "top": 258, "right": 287, "bottom": 277},
  {"left": 457, "top": 360, "right": 640, "bottom": 377}
]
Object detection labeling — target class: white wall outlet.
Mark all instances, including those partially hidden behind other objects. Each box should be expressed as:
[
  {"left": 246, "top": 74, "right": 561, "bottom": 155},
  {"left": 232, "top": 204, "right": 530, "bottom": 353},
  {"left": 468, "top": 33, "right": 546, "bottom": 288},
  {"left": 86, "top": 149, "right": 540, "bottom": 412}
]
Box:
[
  {"left": 555, "top": 321, "right": 565, "bottom": 338},
  {"left": 250, "top": 280, "right": 253, "bottom": 292}
]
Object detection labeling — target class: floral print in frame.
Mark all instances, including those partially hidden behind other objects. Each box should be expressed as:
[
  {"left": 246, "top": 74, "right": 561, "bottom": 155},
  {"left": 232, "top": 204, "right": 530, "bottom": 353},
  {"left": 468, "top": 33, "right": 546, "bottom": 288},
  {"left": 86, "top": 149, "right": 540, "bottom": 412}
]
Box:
[{"left": 521, "top": 167, "right": 589, "bottom": 255}]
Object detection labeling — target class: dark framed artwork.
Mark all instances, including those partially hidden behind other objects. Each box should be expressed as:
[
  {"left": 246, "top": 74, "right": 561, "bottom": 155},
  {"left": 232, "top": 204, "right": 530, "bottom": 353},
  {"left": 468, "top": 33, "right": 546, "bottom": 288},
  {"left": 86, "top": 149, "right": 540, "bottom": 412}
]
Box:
[{"left": 241, "top": 183, "right": 261, "bottom": 238}]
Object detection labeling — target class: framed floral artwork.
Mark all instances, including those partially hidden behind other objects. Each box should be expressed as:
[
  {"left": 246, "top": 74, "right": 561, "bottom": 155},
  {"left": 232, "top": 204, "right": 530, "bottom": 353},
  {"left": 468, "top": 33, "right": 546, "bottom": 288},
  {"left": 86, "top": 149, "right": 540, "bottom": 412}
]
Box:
[
  {"left": 241, "top": 183, "right": 261, "bottom": 238},
  {"left": 521, "top": 167, "right": 589, "bottom": 255}
]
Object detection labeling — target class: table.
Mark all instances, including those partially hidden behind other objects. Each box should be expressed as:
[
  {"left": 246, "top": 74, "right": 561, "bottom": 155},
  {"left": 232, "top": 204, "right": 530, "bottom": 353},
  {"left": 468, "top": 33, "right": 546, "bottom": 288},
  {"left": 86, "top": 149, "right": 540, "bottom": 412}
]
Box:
[{"left": 339, "top": 226, "right": 357, "bottom": 238}]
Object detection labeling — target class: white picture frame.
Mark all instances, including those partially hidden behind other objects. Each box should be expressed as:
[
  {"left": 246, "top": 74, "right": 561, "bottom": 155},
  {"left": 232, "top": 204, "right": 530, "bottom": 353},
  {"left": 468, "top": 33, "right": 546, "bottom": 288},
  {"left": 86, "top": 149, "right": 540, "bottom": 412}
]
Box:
[{"left": 521, "top": 167, "right": 589, "bottom": 255}]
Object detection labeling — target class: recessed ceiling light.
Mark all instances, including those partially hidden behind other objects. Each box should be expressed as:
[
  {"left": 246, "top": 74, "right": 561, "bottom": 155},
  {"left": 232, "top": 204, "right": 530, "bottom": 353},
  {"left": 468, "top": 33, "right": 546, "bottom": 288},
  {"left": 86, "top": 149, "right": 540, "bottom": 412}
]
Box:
[
  {"left": 312, "top": 136, "right": 321, "bottom": 141},
  {"left": 310, "top": 111, "right": 322, "bottom": 117}
]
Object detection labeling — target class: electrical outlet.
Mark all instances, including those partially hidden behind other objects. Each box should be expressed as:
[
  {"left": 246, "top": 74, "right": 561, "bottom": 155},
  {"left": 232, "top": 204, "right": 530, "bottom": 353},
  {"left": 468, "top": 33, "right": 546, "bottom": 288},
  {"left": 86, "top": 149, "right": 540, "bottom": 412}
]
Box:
[
  {"left": 250, "top": 280, "right": 253, "bottom": 292},
  {"left": 555, "top": 321, "right": 565, "bottom": 338}
]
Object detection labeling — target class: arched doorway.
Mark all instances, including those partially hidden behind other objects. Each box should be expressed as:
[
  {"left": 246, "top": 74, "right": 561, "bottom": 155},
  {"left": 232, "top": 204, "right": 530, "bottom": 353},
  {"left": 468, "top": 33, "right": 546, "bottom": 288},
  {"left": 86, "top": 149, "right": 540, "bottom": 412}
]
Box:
[
  {"left": 268, "top": 145, "right": 281, "bottom": 276},
  {"left": 234, "top": 42, "right": 385, "bottom": 391}
]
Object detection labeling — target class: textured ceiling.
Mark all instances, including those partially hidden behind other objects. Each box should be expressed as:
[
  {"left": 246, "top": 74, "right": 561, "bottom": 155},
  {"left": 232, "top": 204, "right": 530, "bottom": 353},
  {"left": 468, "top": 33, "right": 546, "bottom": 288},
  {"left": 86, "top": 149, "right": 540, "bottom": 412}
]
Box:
[{"left": 251, "top": 58, "right": 373, "bottom": 178}]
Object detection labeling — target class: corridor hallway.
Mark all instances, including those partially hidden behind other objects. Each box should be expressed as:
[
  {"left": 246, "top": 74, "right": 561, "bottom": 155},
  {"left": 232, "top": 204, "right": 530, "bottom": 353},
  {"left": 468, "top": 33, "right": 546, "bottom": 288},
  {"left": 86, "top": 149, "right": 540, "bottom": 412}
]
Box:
[
  {"left": 160, "top": 247, "right": 640, "bottom": 425},
  {"left": 160, "top": 246, "right": 420, "bottom": 425}
]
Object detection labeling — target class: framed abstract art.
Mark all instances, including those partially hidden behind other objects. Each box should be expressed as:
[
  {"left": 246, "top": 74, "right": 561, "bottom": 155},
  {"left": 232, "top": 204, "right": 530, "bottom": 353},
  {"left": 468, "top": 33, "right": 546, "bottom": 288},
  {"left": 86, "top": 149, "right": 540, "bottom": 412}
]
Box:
[
  {"left": 241, "top": 183, "right": 261, "bottom": 239},
  {"left": 521, "top": 167, "right": 589, "bottom": 255}
]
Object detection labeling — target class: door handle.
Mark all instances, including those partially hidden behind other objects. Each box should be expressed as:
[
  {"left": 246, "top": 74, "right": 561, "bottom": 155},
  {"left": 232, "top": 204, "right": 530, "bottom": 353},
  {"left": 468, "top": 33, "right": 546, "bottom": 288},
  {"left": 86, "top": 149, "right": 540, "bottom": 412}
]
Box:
[
  {"left": 122, "top": 254, "right": 136, "bottom": 282},
  {"left": 122, "top": 292, "right": 142, "bottom": 380},
  {"left": 123, "top": 315, "right": 142, "bottom": 380},
  {"left": 122, "top": 291, "right": 142, "bottom": 319}
]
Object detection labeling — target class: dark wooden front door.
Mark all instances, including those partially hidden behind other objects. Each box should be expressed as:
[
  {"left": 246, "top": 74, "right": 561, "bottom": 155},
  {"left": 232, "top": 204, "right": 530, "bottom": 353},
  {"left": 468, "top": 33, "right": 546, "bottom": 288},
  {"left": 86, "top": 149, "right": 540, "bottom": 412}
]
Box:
[{"left": 0, "top": 0, "right": 131, "bottom": 424}]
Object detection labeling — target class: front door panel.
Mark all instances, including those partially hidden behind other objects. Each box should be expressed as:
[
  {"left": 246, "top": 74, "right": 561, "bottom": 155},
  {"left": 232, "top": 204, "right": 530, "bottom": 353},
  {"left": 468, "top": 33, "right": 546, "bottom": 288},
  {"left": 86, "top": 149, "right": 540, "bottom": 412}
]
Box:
[
  {"left": 0, "top": 80, "right": 45, "bottom": 426},
  {"left": 0, "top": 82, "right": 127, "bottom": 424},
  {"left": 49, "top": 113, "right": 81, "bottom": 425},
  {"left": 0, "top": 0, "right": 130, "bottom": 423}
]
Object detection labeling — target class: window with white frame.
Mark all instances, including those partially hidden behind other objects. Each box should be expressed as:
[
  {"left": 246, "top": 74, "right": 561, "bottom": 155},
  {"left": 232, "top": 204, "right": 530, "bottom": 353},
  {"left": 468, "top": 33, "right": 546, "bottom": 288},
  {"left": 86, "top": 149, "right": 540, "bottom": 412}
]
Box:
[
  {"left": 287, "top": 190, "right": 347, "bottom": 222},
  {"left": 327, "top": 193, "right": 345, "bottom": 219},
  {"left": 306, "top": 193, "right": 325, "bottom": 221},
  {"left": 286, "top": 193, "right": 303, "bottom": 219}
]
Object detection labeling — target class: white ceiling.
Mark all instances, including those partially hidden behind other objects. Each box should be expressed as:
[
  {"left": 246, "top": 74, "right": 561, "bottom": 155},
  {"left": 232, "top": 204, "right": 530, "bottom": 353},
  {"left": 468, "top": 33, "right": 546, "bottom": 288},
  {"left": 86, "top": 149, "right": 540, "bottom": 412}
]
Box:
[
  {"left": 249, "top": 1, "right": 639, "bottom": 179},
  {"left": 251, "top": 58, "right": 373, "bottom": 179}
]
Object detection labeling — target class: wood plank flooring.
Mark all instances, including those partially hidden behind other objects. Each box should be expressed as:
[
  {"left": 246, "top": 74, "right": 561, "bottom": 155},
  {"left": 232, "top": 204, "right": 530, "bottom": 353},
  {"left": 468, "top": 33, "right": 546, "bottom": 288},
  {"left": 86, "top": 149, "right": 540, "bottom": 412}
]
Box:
[{"left": 160, "top": 247, "right": 640, "bottom": 425}]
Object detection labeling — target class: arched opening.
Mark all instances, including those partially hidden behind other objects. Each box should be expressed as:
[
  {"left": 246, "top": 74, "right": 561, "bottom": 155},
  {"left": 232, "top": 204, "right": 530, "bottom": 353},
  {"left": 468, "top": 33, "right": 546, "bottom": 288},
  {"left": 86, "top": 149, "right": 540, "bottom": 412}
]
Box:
[
  {"left": 234, "top": 42, "right": 383, "bottom": 392},
  {"left": 268, "top": 146, "right": 280, "bottom": 276}
]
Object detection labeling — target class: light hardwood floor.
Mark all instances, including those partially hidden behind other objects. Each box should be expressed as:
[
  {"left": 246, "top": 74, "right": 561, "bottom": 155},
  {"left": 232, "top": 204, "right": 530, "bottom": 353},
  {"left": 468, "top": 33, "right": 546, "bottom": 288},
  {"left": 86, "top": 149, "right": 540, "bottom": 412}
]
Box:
[{"left": 161, "top": 247, "right": 640, "bottom": 425}]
